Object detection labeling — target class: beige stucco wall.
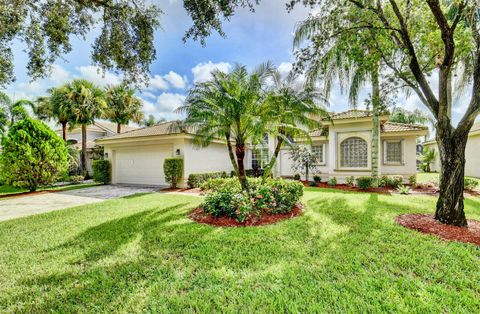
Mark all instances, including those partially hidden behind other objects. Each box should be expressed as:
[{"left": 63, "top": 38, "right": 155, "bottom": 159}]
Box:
[
  {"left": 381, "top": 136, "right": 417, "bottom": 177},
  {"left": 183, "top": 139, "right": 234, "bottom": 179},
  {"left": 426, "top": 133, "right": 480, "bottom": 178}
]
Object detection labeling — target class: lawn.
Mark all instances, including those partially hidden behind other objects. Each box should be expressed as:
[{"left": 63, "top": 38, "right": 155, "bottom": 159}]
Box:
[
  {"left": 417, "top": 172, "right": 480, "bottom": 186},
  {"left": 0, "top": 182, "right": 100, "bottom": 197},
  {"left": 0, "top": 190, "right": 479, "bottom": 312}
]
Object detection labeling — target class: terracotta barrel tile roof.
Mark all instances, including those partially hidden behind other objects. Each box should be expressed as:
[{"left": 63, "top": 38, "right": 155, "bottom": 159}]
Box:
[
  {"left": 381, "top": 121, "right": 427, "bottom": 133},
  {"left": 96, "top": 121, "right": 187, "bottom": 141},
  {"left": 329, "top": 109, "right": 373, "bottom": 120}
]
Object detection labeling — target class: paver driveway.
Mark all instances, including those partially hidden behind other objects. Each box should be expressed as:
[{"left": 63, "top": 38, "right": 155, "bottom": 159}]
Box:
[{"left": 0, "top": 185, "right": 159, "bottom": 222}]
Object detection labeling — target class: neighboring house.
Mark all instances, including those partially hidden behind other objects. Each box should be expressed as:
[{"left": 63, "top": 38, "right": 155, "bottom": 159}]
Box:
[
  {"left": 57, "top": 121, "right": 138, "bottom": 175},
  {"left": 423, "top": 122, "right": 480, "bottom": 178},
  {"left": 96, "top": 110, "right": 427, "bottom": 187}
]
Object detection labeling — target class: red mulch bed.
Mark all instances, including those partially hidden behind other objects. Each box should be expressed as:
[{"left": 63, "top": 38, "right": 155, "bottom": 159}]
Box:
[
  {"left": 161, "top": 187, "right": 202, "bottom": 194},
  {"left": 307, "top": 182, "right": 392, "bottom": 194},
  {"left": 189, "top": 204, "right": 303, "bottom": 227},
  {"left": 0, "top": 190, "right": 53, "bottom": 199},
  {"left": 396, "top": 214, "right": 480, "bottom": 246}
]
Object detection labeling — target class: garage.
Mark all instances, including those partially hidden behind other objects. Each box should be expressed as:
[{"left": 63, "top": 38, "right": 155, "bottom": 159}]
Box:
[{"left": 114, "top": 145, "right": 172, "bottom": 186}]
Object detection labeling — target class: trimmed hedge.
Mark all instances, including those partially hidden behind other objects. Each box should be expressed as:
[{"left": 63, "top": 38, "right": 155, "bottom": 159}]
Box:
[
  {"left": 92, "top": 160, "right": 111, "bottom": 184},
  {"left": 356, "top": 176, "right": 375, "bottom": 190},
  {"left": 164, "top": 158, "right": 184, "bottom": 188},
  {"left": 187, "top": 171, "right": 227, "bottom": 188}
]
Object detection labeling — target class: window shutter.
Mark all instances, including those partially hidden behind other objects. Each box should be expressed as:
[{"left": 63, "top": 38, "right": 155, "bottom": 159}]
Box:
[
  {"left": 383, "top": 141, "right": 387, "bottom": 164},
  {"left": 401, "top": 140, "right": 405, "bottom": 165}
]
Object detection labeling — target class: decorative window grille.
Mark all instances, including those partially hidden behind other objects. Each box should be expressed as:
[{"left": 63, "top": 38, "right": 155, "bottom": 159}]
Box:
[
  {"left": 340, "top": 137, "right": 368, "bottom": 168},
  {"left": 312, "top": 145, "right": 324, "bottom": 164},
  {"left": 252, "top": 148, "right": 269, "bottom": 169},
  {"left": 385, "top": 141, "right": 402, "bottom": 164}
]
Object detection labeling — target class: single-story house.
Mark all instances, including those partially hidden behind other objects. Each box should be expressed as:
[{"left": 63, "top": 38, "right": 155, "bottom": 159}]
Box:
[
  {"left": 95, "top": 110, "right": 427, "bottom": 187},
  {"left": 423, "top": 122, "right": 480, "bottom": 178},
  {"left": 56, "top": 121, "right": 138, "bottom": 174}
]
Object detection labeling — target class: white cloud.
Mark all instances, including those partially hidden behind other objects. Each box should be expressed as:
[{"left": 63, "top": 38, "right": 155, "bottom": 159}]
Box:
[
  {"left": 192, "top": 61, "right": 231, "bottom": 83},
  {"left": 51, "top": 64, "right": 71, "bottom": 84},
  {"left": 164, "top": 71, "right": 187, "bottom": 89},
  {"left": 140, "top": 91, "right": 157, "bottom": 100},
  {"left": 156, "top": 92, "right": 186, "bottom": 114},
  {"left": 76, "top": 65, "right": 121, "bottom": 87},
  {"left": 277, "top": 62, "right": 293, "bottom": 77},
  {"left": 148, "top": 74, "right": 169, "bottom": 90}
]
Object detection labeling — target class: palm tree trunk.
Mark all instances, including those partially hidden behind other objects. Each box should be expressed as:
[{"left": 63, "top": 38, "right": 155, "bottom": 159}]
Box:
[
  {"left": 235, "top": 143, "right": 249, "bottom": 192},
  {"left": 225, "top": 134, "right": 239, "bottom": 175},
  {"left": 117, "top": 123, "right": 121, "bottom": 133},
  {"left": 371, "top": 62, "right": 380, "bottom": 178},
  {"left": 263, "top": 135, "right": 283, "bottom": 181},
  {"left": 81, "top": 124, "right": 87, "bottom": 176},
  {"left": 61, "top": 121, "right": 67, "bottom": 141}
]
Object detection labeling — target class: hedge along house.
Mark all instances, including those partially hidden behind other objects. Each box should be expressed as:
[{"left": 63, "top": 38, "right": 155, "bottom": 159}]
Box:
[
  {"left": 258, "top": 110, "right": 428, "bottom": 182},
  {"left": 423, "top": 122, "right": 480, "bottom": 178},
  {"left": 95, "top": 110, "right": 427, "bottom": 187},
  {"left": 95, "top": 121, "right": 234, "bottom": 187}
]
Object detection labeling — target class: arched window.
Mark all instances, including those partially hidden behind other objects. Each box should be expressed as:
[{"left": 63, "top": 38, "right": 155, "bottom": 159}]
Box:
[{"left": 340, "top": 137, "right": 368, "bottom": 168}]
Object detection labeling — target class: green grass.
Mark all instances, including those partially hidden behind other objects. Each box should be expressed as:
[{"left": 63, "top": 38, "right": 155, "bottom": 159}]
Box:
[
  {"left": 0, "top": 189, "right": 479, "bottom": 312},
  {"left": 417, "top": 172, "right": 480, "bottom": 185},
  {"left": 0, "top": 182, "right": 100, "bottom": 197}
]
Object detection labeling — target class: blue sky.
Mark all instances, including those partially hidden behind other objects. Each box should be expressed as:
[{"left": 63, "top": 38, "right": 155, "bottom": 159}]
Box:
[{"left": 4, "top": 0, "right": 475, "bottom": 127}]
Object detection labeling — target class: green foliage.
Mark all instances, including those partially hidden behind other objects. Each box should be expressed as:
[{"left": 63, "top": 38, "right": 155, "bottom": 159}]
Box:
[
  {"left": 104, "top": 85, "right": 144, "bottom": 132},
  {"left": 346, "top": 176, "right": 355, "bottom": 187},
  {"left": 1, "top": 1, "right": 161, "bottom": 87},
  {"left": 379, "top": 175, "right": 404, "bottom": 189},
  {"left": 187, "top": 171, "right": 227, "bottom": 188},
  {"left": 464, "top": 178, "right": 479, "bottom": 191},
  {"left": 397, "top": 185, "right": 411, "bottom": 195},
  {"left": 389, "top": 108, "right": 432, "bottom": 125},
  {"left": 201, "top": 177, "right": 240, "bottom": 192},
  {"left": 69, "top": 175, "right": 85, "bottom": 184},
  {"left": 141, "top": 114, "right": 166, "bottom": 127},
  {"left": 293, "top": 174, "right": 301, "bottom": 181},
  {"left": 309, "top": 181, "right": 317, "bottom": 187},
  {"left": 92, "top": 160, "right": 111, "bottom": 184},
  {"left": 420, "top": 147, "right": 436, "bottom": 173},
  {"left": 356, "top": 177, "right": 374, "bottom": 190},
  {"left": 0, "top": 118, "right": 68, "bottom": 191},
  {"left": 202, "top": 178, "right": 304, "bottom": 222},
  {"left": 327, "top": 177, "right": 337, "bottom": 187},
  {"left": 313, "top": 175, "right": 322, "bottom": 184},
  {"left": 164, "top": 158, "right": 184, "bottom": 189},
  {"left": 408, "top": 175, "right": 417, "bottom": 187},
  {"left": 289, "top": 145, "right": 320, "bottom": 181},
  {"left": 0, "top": 92, "right": 34, "bottom": 132}
]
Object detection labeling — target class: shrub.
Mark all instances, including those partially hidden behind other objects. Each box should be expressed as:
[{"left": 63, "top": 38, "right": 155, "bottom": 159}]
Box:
[
  {"left": 397, "top": 185, "right": 411, "bottom": 195},
  {"left": 464, "top": 178, "right": 479, "bottom": 191},
  {"left": 379, "top": 175, "right": 404, "bottom": 188},
  {"left": 408, "top": 175, "right": 417, "bottom": 187},
  {"left": 201, "top": 178, "right": 304, "bottom": 222},
  {"left": 313, "top": 175, "right": 322, "bottom": 184},
  {"left": 69, "top": 175, "right": 85, "bottom": 184},
  {"left": 92, "top": 160, "right": 111, "bottom": 184},
  {"left": 0, "top": 118, "right": 68, "bottom": 191},
  {"left": 309, "top": 181, "right": 317, "bottom": 187},
  {"left": 327, "top": 177, "right": 337, "bottom": 186},
  {"left": 356, "top": 176, "right": 374, "bottom": 190},
  {"left": 293, "top": 173, "right": 301, "bottom": 180},
  {"left": 164, "top": 158, "right": 184, "bottom": 188},
  {"left": 187, "top": 171, "right": 227, "bottom": 188},
  {"left": 201, "top": 177, "right": 241, "bottom": 191},
  {"left": 346, "top": 176, "right": 355, "bottom": 187}
]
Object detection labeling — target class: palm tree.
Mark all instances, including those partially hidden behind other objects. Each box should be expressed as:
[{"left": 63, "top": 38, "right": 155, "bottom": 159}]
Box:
[
  {"left": 64, "top": 79, "right": 106, "bottom": 175},
  {"left": 0, "top": 92, "right": 34, "bottom": 127},
  {"left": 294, "top": 15, "right": 384, "bottom": 178},
  {"left": 104, "top": 85, "right": 144, "bottom": 133},
  {"left": 261, "top": 68, "right": 329, "bottom": 179},
  {"left": 141, "top": 114, "right": 166, "bottom": 127},
  {"left": 34, "top": 86, "right": 75, "bottom": 141},
  {"left": 177, "top": 63, "right": 271, "bottom": 191}
]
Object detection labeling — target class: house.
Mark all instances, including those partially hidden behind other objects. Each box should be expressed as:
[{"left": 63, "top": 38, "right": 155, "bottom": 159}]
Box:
[
  {"left": 95, "top": 110, "right": 427, "bottom": 187},
  {"left": 423, "top": 122, "right": 480, "bottom": 178},
  {"left": 57, "top": 121, "right": 139, "bottom": 175}
]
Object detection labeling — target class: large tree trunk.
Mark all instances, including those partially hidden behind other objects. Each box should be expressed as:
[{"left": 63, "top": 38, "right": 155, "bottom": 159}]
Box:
[
  {"left": 371, "top": 63, "right": 380, "bottom": 178},
  {"left": 434, "top": 131, "right": 468, "bottom": 227},
  {"left": 61, "top": 121, "right": 67, "bottom": 141},
  {"left": 235, "top": 143, "right": 249, "bottom": 192},
  {"left": 81, "top": 124, "right": 87, "bottom": 176},
  {"left": 117, "top": 123, "right": 121, "bottom": 133}
]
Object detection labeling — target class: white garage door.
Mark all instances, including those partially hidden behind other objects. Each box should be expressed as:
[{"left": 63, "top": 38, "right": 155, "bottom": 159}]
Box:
[{"left": 115, "top": 146, "right": 172, "bottom": 185}]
